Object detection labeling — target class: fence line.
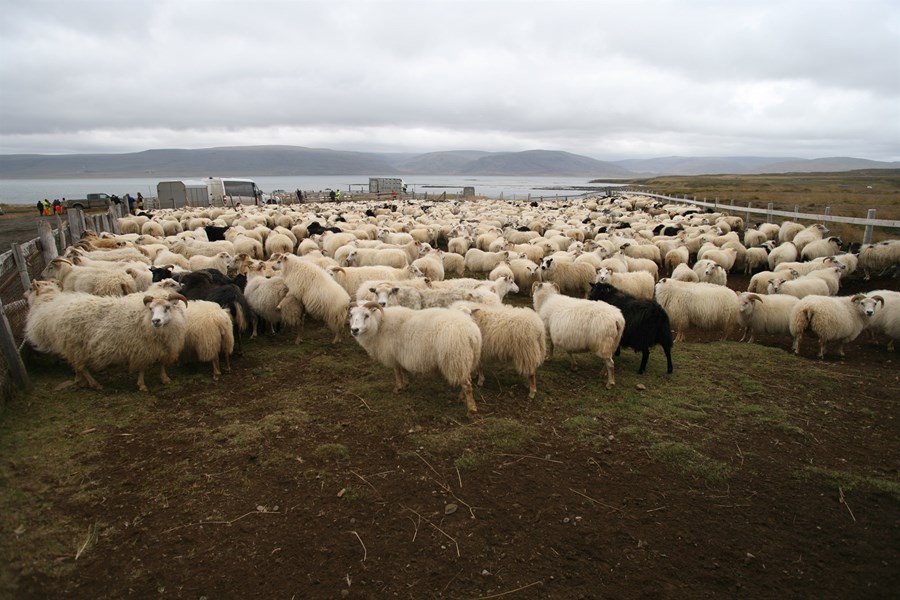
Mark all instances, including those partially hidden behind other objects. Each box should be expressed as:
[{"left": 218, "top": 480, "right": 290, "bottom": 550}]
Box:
[{"left": 620, "top": 190, "right": 899, "bottom": 244}]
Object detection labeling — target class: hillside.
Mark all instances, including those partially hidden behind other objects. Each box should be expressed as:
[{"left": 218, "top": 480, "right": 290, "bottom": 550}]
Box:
[{"left": 1, "top": 145, "right": 897, "bottom": 178}]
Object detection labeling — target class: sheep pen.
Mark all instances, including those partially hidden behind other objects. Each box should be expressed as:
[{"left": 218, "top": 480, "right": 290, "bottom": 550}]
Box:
[{"left": 4, "top": 192, "right": 899, "bottom": 600}]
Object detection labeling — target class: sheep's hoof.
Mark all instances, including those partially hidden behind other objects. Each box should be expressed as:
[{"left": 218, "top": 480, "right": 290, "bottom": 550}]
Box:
[
  {"left": 54, "top": 379, "right": 77, "bottom": 391},
  {"left": 138, "top": 385, "right": 150, "bottom": 393},
  {"left": 605, "top": 383, "right": 615, "bottom": 390}
]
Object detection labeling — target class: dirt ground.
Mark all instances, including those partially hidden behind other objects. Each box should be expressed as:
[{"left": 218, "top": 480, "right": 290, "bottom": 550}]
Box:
[{"left": 2, "top": 263, "right": 898, "bottom": 599}]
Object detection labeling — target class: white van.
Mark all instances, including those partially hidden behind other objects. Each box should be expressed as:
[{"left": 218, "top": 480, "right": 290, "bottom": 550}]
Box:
[{"left": 205, "top": 177, "right": 263, "bottom": 205}]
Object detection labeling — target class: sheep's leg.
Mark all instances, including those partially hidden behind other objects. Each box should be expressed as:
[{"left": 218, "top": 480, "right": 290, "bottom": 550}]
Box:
[
  {"left": 568, "top": 352, "right": 578, "bottom": 371},
  {"left": 638, "top": 349, "right": 649, "bottom": 374},
  {"left": 476, "top": 366, "right": 485, "bottom": 387},
  {"left": 77, "top": 368, "right": 103, "bottom": 391},
  {"left": 835, "top": 341, "right": 845, "bottom": 358},
  {"left": 293, "top": 314, "right": 306, "bottom": 344},
  {"left": 674, "top": 330, "right": 685, "bottom": 343},
  {"left": 792, "top": 333, "right": 802, "bottom": 355},
  {"left": 392, "top": 368, "right": 408, "bottom": 393},
  {"left": 817, "top": 340, "right": 827, "bottom": 359},
  {"left": 739, "top": 328, "right": 748, "bottom": 343},
  {"left": 461, "top": 378, "right": 477, "bottom": 415},
  {"left": 250, "top": 314, "right": 258, "bottom": 339},
  {"left": 663, "top": 343, "right": 673, "bottom": 374},
  {"left": 603, "top": 356, "right": 616, "bottom": 389},
  {"left": 159, "top": 365, "right": 172, "bottom": 385},
  {"left": 211, "top": 356, "right": 221, "bottom": 381},
  {"left": 527, "top": 372, "right": 537, "bottom": 399},
  {"left": 223, "top": 350, "right": 232, "bottom": 373},
  {"left": 330, "top": 327, "right": 342, "bottom": 344},
  {"left": 136, "top": 370, "right": 150, "bottom": 392}
]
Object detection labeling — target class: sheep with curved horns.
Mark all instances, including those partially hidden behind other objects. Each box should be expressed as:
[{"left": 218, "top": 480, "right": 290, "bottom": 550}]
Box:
[
  {"left": 790, "top": 293, "right": 884, "bottom": 359},
  {"left": 532, "top": 281, "right": 625, "bottom": 389},
  {"left": 539, "top": 256, "right": 596, "bottom": 297},
  {"left": 595, "top": 267, "right": 655, "bottom": 300},
  {"left": 24, "top": 281, "right": 188, "bottom": 392},
  {"left": 452, "top": 301, "right": 546, "bottom": 399},
  {"left": 588, "top": 282, "right": 673, "bottom": 374},
  {"left": 349, "top": 303, "right": 482, "bottom": 414},
  {"left": 272, "top": 253, "right": 351, "bottom": 344},
  {"left": 865, "top": 290, "right": 900, "bottom": 351},
  {"left": 654, "top": 279, "right": 740, "bottom": 342},
  {"left": 737, "top": 292, "right": 799, "bottom": 343}
]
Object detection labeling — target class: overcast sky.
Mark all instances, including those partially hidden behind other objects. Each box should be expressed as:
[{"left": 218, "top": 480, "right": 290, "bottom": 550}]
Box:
[{"left": 1, "top": 0, "right": 898, "bottom": 160}]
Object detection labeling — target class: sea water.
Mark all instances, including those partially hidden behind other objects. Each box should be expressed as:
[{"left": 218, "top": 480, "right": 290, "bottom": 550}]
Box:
[{"left": 0, "top": 175, "right": 625, "bottom": 204}]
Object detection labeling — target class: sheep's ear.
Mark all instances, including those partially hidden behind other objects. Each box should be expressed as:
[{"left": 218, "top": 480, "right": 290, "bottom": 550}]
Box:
[{"left": 531, "top": 281, "right": 541, "bottom": 294}]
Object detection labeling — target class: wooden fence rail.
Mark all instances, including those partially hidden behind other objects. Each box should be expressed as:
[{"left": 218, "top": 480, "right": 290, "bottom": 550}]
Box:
[{"left": 620, "top": 190, "right": 900, "bottom": 244}]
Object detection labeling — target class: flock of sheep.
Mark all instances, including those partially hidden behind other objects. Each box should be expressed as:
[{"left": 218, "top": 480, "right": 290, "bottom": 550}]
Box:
[{"left": 22, "top": 193, "right": 900, "bottom": 414}]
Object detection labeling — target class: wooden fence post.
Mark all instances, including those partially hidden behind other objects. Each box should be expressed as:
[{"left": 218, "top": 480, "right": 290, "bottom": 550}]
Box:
[
  {"left": 767, "top": 203, "right": 774, "bottom": 224},
  {"left": 67, "top": 208, "right": 85, "bottom": 241},
  {"left": 746, "top": 202, "right": 752, "bottom": 225},
  {"left": 37, "top": 220, "right": 58, "bottom": 264},
  {"left": 0, "top": 297, "right": 31, "bottom": 392},
  {"left": 863, "top": 209, "right": 877, "bottom": 245},
  {"left": 56, "top": 214, "right": 67, "bottom": 250},
  {"left": 11, "top": 243, "right": 31, "bottom": 290}
]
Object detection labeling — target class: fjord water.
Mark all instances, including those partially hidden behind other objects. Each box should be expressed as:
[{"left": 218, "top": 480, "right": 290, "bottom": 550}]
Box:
[{"left": 0, "top": 175, "right": 623, "bottom": 204}]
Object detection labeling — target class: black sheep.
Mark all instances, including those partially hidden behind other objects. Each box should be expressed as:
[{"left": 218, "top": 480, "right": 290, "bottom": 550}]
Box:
[
  {"left": 204, "top": 224, "right": 230, "bottom": 242},
  {"left": 588, "top": 282, "right": 673, "bottom": 374}
]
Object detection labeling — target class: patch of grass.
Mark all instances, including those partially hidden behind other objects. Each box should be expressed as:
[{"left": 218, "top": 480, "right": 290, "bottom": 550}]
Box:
[
  {"left": 649, "top": 441, "right": 733, "bottom": 482},
  {"left": 314, "top": 443, "right": 350, "bottom": 461},
  {"left": 796, "top": 467, "right": 900, "bottom": 500},
  {"left": 418, "top": 418, "right": 535, "bottom": 470}
]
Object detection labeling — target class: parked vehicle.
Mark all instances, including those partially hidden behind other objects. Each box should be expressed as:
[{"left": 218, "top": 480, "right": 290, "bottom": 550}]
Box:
[
  {"left": 63, "top": 193, "right": 111, "bottom": 211},
  {"left": 368, "top": 177, "right": 406, "bottom": 195}
]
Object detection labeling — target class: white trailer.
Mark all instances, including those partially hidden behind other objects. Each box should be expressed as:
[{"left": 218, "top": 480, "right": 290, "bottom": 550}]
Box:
[
  {"left": 156, "top": 180, "right": 210, "bottom": 208},
  {"left": 368, "top": 177, "right": 406, "bottom": 195}
]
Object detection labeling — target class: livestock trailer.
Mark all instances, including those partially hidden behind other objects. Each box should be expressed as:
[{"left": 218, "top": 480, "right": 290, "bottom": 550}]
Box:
[
  {"left": 368, "top": 177, "right": 407, "bottom": 195},
  {"left": 156, "top": 180, "right": 211, "bottom": 208}
]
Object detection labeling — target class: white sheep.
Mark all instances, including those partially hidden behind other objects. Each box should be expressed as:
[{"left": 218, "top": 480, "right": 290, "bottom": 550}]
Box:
[
  {"left": 859, "top": 241, "right": 900, "bottom": 279},
  {"left": 531, "top": 281, "right": 624, "bottom": 389},
  {"left": 441, "top": 251, "right": 466, "bottom": 276},
  {"left": 664, "top": 245, "right": 690, "bottom": 274},
  {"left": 188, "top": 251, "right": 231, "bottom": 274},
  {"left": 264, "top": 231, "right": 295, "bottom": 258},
  {"left": 831, "top": 253, "right": 859, "bottom": 276},
  {"left": 804, "top": 266, "right": 844, "bottom": 296},
  {"left": 411, "top": 250, "right": 445, "bottom": 281},
  {"left": 654, "top": 279, "right": 739, "bottom": 342},
  {"left": 748, "top": 268, "right": 800, "bottom": 294},
  {"left": 865, "top": 290, "right": 900, "bottom": 350},
  {"left": 767, "top": 275, "right": 831, "bottom": 299},
  {"left": 539, "top": 256, "right": 596, "bottom": 297},
  {"left": 43, "top": 257, "right": 136, "bottom": 296},
  {"left": 508, "top": 257, "right": 542, "bottom": 294},
  {"left": 595, "top": 267, "right": 655, "bottom": 300},
  {"left": 272, "top": 253, "right": 351, "bottom": 344},
  {"left": 348, "top": 303, "right": 483, "bottom": 414},
  {"left": 692, "top": 259, "right": 728, "bottom": 286},
  {"left": 243, "top": 261, "right": 291, "bottom": 337},
  {"left": 182, "top": 300, "right": 235, "bottom": 381},
  {"left": 791, "top": 224, "right": 829, "bottom": 253},
  {"left": 452, "top": 302, "right": 546, "bottom": 399},
  {"left": 743, "top": 245, "right": 770, "bottom": 274},
  {"left": 790, "top": 293, "right": 884, "bottom": 358},
  {"left": 768, "top": 242, "right": 799, "bottom": 269},
  {"left": 737, "top": 292, "right": 799, "bottom": 343},
  {"left": 697, "top": 245, "right": 738, "bottom": 271},
  {"left": 464, "top": 248, "right": 510, "bottom": 274},
  {"left": 328, "top": 265, "right": 422, "bottom": 298},
  {"left": 670, "top": 263, "right": 699, "bottom": 282},
  {"left": 25, "top": 284, "right": 188, "bottom": 392},
  {"left": 345, "top": 247, "right": 409, "bottom": 269},
  {"left": 801, "top": 236, "right": 842, "bottom": 261}
]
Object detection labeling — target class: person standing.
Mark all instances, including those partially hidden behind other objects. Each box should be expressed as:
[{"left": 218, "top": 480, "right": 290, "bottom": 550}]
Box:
[
  {"left": 42, "top": 199, "right": 51, "bottom": 215},
  {"left": 296, "top": 189, "right": 303, "bottom": 203},
  {"left": 37, "top": 200, "right": 44, "bottom": 216},
  {"left": 126, "top": 193, "right": 135, "bottom": 214},
  {"left": 136, "top": 192, "right": 144, "bottom": 211},
  {"left": 52, "top": 198, "right": 62, "bottom": 215}
]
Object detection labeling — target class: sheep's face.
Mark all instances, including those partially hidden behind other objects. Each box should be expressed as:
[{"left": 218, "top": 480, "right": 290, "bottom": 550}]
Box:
[
  {"left": 146, "top": 298, "right": 177, "bottom": 328},
  {"left": 540, "top": 258, "right": 553, "bottom": 271},
  {"left": 855, "top": 296, "right": 882, "bottom": 318},
  {"left": 349, "top": 305, "right": 377, "bottom": 337}
]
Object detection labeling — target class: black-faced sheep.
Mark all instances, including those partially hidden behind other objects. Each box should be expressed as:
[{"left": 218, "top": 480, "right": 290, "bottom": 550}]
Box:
[{"left": 588, "top": 282, "right": 673, "bottom": 374}]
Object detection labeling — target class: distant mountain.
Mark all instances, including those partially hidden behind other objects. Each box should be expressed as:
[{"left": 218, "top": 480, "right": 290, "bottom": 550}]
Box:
[
  {"left": 392, "top": 150, "right": 494, "bottom": 174},
  {"left": 612, "top": 156, "right": 803, "bottom": 176},
  {"left": 748, "top": 156, "right": 900, "bottom": 174},
  {"left": 0, "top": 145, "right": 397, "bottom": 178},
  {"left": 458, "top": 150, "right": 633, "bottom": 177},
  {"left": 0, "top": 146, "right": 896, "bottom": 179}
]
